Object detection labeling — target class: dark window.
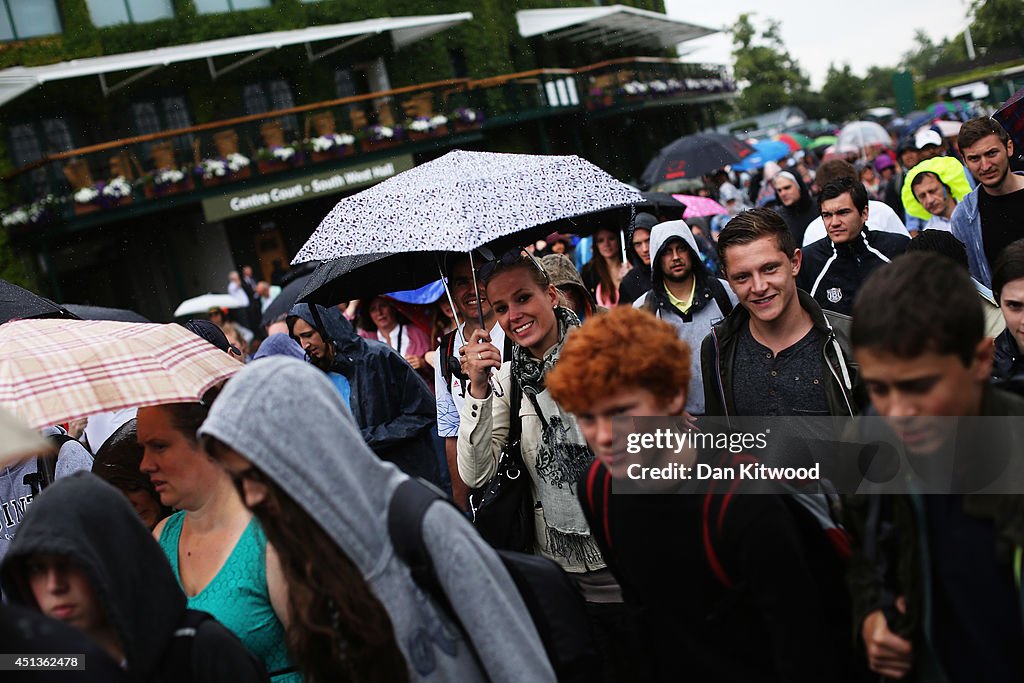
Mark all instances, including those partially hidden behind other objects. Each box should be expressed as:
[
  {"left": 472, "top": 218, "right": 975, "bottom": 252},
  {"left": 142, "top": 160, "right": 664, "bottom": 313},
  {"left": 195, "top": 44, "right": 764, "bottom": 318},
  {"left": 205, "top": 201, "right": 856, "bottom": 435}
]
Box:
[
  {"left": 7, "top": 118, "right": 75, "bottom": 193},
  {"left": 131, "top": 96, "right": 194, "bottom": 157},
  {"left": 0, "top": 0, "right": 62, "bottom": 41},
  {"left": 243, "top": 79, "right": 298, "bottom": 134},
  {"left": 448, "top": 49, "right": 468, "bottom": 79}
]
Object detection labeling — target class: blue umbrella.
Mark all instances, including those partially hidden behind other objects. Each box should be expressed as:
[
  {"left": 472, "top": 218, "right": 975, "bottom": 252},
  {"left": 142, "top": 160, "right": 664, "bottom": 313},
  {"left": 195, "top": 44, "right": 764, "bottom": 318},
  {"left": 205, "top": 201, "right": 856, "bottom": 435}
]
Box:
[
  {"left": 388, "top": 280, "right": 445, "bottom": 305},
  {"left": 731, "top": 139, "right": 792, "bottom": 171}
]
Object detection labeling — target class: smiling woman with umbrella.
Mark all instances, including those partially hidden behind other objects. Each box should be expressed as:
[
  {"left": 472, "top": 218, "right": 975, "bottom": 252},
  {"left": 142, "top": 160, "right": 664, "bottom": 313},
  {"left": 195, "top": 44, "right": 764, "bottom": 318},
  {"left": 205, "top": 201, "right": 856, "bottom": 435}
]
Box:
[{"left": 458, "top": 250, "right": 637, "bottom": 680}]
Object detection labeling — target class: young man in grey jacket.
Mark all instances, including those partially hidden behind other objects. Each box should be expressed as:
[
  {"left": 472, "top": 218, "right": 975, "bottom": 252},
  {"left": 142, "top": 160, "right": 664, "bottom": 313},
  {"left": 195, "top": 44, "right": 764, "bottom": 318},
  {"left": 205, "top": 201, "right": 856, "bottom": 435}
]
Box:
[{"left": 634, "top": 219, "right": 738, "bottom": 416}]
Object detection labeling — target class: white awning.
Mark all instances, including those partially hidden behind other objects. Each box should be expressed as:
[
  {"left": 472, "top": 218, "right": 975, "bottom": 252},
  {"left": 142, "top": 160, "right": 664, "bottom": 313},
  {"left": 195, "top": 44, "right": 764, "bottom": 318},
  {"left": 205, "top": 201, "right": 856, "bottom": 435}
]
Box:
[
  {"left": 0, "top": 13, "right": 471, "bottom": 107},
  {"left": 516, "top": 5, "right": 715, "bottom": 49}
]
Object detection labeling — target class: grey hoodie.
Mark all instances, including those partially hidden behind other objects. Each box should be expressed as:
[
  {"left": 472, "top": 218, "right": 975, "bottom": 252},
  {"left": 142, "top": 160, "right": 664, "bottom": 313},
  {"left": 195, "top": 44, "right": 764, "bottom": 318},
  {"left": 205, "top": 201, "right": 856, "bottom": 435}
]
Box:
[
  {"left": 634, "top": 220, "right": 738, "bottom": 414},
  {"left": 199, "top": 357, "right": 554, "bottom": 683}
]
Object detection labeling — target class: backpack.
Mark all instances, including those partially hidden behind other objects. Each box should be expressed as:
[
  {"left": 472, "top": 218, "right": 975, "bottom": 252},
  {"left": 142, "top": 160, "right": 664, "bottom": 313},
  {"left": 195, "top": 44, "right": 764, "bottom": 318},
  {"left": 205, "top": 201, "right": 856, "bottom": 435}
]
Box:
[
  {"left": 643, "top": 276, "right": 734, "bottom": 320},
  {"left": 438, "top": 329, "right": 514, "bottom": 397},
  {"left": 585, "top": 452, "right": 844, "bottom": 590},
  {"left": 388, "top": 478, "right": 599, "bottom": 682},
  {"left": 160, "top": 610, "right": 285, "bottom": 682}
]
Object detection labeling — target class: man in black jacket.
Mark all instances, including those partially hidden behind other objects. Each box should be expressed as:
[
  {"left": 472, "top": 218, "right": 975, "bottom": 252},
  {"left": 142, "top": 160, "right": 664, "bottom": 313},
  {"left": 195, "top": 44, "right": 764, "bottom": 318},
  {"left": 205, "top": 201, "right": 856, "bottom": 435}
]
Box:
[
  {"left": 288, "top": 303, "right": 441, "bottom": 486},
  {"left": 701, "top": 208, "right": 863, "bottom": 421},
  {"left": 617, "top": 212, "right": 658, "bottom": 304},
  {"left": 798, "top": 178, "right": 908, "bottom": 316}
]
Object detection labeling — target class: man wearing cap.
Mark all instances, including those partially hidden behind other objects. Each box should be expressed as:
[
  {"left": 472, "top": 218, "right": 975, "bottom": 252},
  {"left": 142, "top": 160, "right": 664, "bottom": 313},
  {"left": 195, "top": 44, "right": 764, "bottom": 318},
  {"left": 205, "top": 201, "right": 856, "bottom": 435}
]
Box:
[
  {"left": 951, "top": 116, "right": 1024, "bottom": 288},
  {"left": 635, "top": 219, "right": 737, "bottom": 417},
  {"left": 617, "top": 212, "right": 658, "bottom": 304}
]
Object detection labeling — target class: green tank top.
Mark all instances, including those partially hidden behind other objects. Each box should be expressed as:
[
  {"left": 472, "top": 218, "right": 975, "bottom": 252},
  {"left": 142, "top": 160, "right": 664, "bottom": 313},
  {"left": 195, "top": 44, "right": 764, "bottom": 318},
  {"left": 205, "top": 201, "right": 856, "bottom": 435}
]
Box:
[{"left": 158, "top": 511, "right": 299, "bottom": 682}]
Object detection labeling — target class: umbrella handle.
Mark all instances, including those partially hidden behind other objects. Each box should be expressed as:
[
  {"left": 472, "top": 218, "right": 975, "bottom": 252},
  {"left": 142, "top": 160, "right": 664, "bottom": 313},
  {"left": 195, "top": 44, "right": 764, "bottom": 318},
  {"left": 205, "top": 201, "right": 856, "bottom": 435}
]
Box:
[{"left": 439, "top": 254, "right": 504, "bottom": 398}]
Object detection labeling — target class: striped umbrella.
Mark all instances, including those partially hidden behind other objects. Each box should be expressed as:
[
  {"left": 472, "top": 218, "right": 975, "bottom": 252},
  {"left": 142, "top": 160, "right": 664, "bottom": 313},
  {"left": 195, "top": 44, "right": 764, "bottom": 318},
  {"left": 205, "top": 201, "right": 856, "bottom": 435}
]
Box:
[{"left": 0, "top": 318, "right": 242, "bottom": 428}]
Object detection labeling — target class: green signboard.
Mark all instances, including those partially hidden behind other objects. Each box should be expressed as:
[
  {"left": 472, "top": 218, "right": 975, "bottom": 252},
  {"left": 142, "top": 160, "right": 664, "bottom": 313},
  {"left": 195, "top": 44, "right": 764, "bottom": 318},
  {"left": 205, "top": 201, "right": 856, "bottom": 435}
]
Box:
[{"left": 202, "top": 154, "right": 414, "bottom": 222}]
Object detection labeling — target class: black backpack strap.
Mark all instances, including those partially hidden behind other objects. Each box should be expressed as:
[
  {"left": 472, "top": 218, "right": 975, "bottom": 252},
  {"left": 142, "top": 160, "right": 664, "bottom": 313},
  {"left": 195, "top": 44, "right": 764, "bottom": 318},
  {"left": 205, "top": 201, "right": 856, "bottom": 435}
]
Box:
[
  {"left": 439, "top": 329, "right": 458, "bottom": 394},
  {"left": 707, "top": 277, "right": 734, "bottom": 317},
  {"left": 388, "top": 479, "right": 483, "bottom": 663}
]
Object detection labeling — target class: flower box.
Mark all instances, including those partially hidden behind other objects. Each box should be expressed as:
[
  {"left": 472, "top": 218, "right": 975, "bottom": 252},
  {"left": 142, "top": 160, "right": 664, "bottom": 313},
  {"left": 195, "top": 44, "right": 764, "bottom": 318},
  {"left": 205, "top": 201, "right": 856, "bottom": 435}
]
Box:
[
  {"left": 360, "top": 137, "right": 403, "bottom": 153},
  {"left": 74, "top": 196, "right": 132, "bottom": 216},
  {"left": 144, "top": 176, "right": 194, "bottom": 200},
  {"left": 407, "top": 125, "right": 450, "bottom": 142},
  {"left": 310, "top": 146, "right": 356, "bottom": 163},
  {"left": 201, "top": 166, "right": 252, "bottom": 187}
]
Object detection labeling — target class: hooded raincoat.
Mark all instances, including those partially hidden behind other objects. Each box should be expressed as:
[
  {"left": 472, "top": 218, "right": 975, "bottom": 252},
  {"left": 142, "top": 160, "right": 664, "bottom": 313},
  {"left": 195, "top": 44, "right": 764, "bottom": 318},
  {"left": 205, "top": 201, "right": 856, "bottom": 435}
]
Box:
[
  {"left": 633, "top": 220, "right": 738, "bottom": 415},
  {"left": 617, "top": 212, "right": 658, "bottom": 305},
  {"left": 288, "top": 303, "right": 440, "bottom": 486},
  {"left": 199, "top": 357, "right": 554, "bottom": 683},
  {"left": 0, "top": 472, "right": 268, "bottom": 683},
  {"left": 771, "top": 172, "right": 819, "bottom": 246}
]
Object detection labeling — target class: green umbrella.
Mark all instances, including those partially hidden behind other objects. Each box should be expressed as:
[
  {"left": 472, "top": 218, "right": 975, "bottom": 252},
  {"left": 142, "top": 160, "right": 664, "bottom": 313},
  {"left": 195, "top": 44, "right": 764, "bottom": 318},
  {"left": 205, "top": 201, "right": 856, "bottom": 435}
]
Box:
[
  {"left": 788, "top": 132, "right": 814, "bottom": 149},
  {"left": 811, "top": 135, "right": 837, "bottom": 149}
]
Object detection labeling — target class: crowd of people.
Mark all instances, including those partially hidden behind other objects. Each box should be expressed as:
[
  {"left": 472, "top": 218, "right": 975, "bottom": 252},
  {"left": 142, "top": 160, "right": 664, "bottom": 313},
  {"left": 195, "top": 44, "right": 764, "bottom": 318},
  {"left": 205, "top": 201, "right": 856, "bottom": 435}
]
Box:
[{"left": 3, "top": 113, "right": 1024, "bottom": 682}]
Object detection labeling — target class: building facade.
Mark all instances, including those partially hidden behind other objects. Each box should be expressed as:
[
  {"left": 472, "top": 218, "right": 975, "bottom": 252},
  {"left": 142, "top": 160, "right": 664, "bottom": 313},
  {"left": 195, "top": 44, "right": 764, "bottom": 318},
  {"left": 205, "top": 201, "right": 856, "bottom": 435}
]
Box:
[{"left": 0, "top": 0, "right": 734, "bottom": 320}]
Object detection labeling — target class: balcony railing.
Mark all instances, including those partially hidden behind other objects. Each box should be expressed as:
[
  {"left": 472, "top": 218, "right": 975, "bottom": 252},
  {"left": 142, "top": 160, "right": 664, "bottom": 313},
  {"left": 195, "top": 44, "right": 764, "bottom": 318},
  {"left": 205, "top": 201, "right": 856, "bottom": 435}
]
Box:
[{"left": 1, "top": 58, "right": 734, "bottom": 230}]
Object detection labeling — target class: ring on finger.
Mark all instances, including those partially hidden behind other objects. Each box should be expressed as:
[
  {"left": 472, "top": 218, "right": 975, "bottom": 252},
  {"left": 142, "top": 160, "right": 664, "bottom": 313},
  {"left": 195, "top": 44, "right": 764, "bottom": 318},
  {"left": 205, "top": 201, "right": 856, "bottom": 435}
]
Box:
[{"left": 477, "top": 352, "right": 483, "bottom": 360}]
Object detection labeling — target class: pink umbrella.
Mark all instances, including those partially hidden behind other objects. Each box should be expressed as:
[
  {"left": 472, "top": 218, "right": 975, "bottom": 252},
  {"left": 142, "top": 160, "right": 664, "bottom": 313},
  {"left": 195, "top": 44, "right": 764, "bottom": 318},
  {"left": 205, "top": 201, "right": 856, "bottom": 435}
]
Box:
[{"left": 672, "top": 194, "right": 728, "bottom": 218}]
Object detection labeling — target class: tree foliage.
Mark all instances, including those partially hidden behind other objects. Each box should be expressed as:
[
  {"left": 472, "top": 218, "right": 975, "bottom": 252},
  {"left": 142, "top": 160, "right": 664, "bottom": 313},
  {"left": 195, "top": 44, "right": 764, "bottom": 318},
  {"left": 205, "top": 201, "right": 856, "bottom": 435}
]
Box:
[
  {"left": 730, "top": 14, "right": 813, "bottom": 117},
  {"left": 969, "top": 0, "right": 1024, "bottom": 52}
]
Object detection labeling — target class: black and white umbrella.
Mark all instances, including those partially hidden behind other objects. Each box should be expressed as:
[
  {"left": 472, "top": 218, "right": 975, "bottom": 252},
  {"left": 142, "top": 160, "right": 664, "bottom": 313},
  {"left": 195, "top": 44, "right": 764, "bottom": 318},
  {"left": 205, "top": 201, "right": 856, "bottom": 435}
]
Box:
[{"left": 292, "top": 149, "right": 642, "bottom": 264}]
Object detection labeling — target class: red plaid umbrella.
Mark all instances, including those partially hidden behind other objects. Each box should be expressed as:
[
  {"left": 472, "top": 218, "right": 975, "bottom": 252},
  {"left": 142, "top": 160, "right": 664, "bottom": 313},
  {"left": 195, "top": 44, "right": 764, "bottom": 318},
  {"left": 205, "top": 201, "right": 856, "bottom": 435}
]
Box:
[
  {"left": 0, "top": 319, "right": 242, "bottom": 429},
  {"left": 994, "top": 86, "right": 1024, "bottom": 154}
]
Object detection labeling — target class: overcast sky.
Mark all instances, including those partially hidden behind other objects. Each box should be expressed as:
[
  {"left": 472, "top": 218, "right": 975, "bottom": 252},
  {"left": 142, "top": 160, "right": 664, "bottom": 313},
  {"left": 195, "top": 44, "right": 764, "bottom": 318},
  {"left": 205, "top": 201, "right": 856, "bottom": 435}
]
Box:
[{"left": 663, "top": 0, "right": 973, "bottom": 88}]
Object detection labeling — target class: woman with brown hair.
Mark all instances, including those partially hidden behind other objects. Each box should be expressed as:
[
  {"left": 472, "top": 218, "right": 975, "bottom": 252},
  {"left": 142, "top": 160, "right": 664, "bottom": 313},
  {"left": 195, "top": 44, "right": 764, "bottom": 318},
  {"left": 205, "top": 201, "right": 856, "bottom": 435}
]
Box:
[
  {"left": 198, "top": 356, "right": 553, "bottom": 683},
  {"left": 580, "top": 228, "right": 630, "bottom": 308},
  {"left": 137, "top": 397, "right": 298, "bottom": 682}
]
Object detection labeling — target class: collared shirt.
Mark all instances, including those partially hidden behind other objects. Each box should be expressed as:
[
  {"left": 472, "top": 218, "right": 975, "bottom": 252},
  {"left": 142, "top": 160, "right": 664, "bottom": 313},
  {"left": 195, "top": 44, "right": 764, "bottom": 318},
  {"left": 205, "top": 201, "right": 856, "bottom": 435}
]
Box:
[
  {"left": 665, "top": 277, "right": 696, "bottom": 314},
  {"left": 923, "top": 214, "right": 952, "bottom": 232}
]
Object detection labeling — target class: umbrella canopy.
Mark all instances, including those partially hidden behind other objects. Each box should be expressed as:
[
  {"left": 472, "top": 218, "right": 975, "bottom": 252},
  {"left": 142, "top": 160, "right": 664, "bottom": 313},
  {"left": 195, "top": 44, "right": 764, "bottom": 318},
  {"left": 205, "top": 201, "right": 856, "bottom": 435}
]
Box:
[
  {"left": 672, "top": 194, "right": 728, "bottom": 218},
  {"left": 637, "top": 192, "right": 687, "bottom": 221},
  {"left": 293, "top": 149, "right": 641, "bottom": 263},
  {"left": 775, "top": 132, "right": 811, "bottom": 151},
  {"left": 994, "top": 86, "right": 1024, "bottom": 153},
  {"left": 64, "top": 303, "right": 149, "bottom": 323},
  {"left": 811, "top": 135, "right": 837, "bottom": 149},
  {"left": 836, "top": 121, "right": 892, "bottom": 153},
  {"left": 919, "top": 120, "right": 962, "bottom": 139},
  {"left": 389, "top": 280, "right": 447, "bottom": 305},
  {"left": 0, "top": 318, "right": 242, "bottom": 429},
  {"left": 642, "top": 133, "right": 755, "bottom": 187},
  {"left": 299, "top": 252, "right": 448, "bottom": 308},
  {"left": 0, "top": 280, "right": 75, "bottom": 324},
  {"left": 732, "top": 139, "right": 793, "bottom": 171},
  {"left": 174, "top": 293, "right": 245, "bottom": 318},
  {"left": 259, "top": 272, "right": 314, "bottom": 329},
  {"left": 0, "top": 406, "right": 51, "bottom": 468}
]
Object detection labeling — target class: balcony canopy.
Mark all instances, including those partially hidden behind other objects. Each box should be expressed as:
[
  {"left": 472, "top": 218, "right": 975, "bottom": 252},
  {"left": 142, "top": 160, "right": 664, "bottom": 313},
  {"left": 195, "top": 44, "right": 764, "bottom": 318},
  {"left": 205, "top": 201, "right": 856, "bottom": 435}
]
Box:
[
  {"left": 0, "top": 13, "right": 472, "bottom": 108},
  {"left": 516, "top": 5, "right": 715, "bottom": 50}
]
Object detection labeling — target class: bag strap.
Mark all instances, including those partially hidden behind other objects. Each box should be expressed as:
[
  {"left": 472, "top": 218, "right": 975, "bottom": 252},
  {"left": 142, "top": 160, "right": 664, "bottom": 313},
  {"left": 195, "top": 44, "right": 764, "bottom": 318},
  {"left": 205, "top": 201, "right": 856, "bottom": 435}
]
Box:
[
  {"left": 701, "top": 453, "right": 757, "bottom": 589},
  {"left": 585, "top": 462, "right": 613, "bottom": 551},
  {"left": 388, "top": 479, "right": 484, "bottom": 666},
  {"left": 440, "top": 329, "right": 458, "bottom": 393},
  {"left": 707, "top": 277, "right": 734, "bottom": 317}
]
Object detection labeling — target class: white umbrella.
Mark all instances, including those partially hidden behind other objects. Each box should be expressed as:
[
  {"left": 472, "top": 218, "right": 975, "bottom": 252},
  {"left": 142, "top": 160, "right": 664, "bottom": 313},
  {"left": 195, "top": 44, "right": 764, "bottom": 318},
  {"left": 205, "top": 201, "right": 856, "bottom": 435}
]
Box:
[
  {"left": 920, "top": 120, "right": 962, "bottom": 138},
  {"left": 293, "top": 149, "right": 642, "bottom": 263},
  {"left": 836, "top": 121, "right": 892, "bottom": 154},
  {"left": 174, "top": 293, "right": 245, "bottom": 318}
]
